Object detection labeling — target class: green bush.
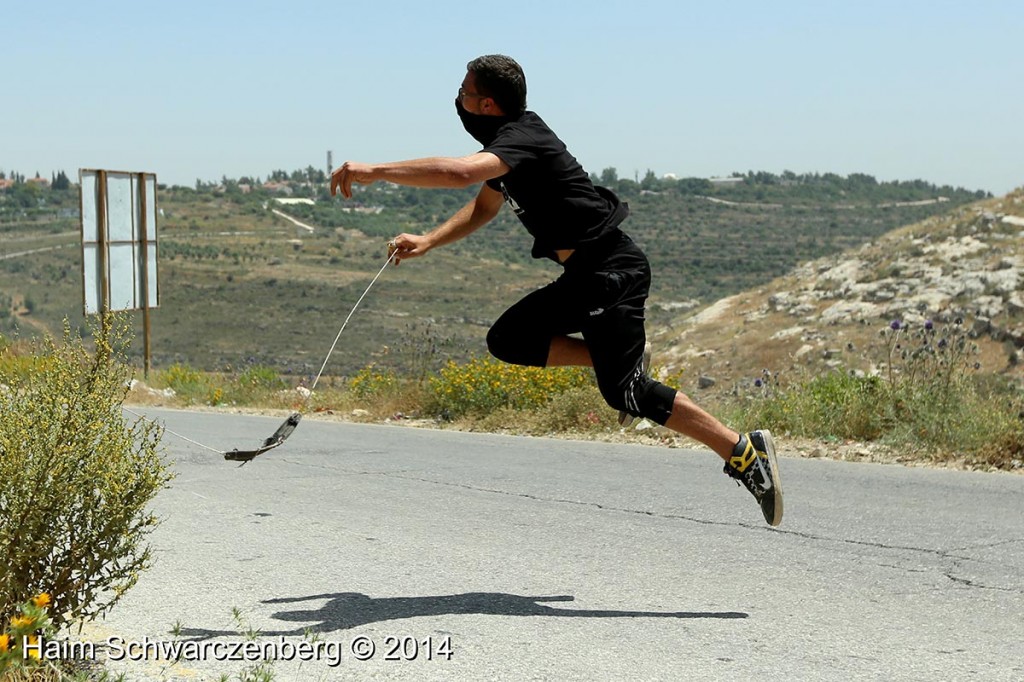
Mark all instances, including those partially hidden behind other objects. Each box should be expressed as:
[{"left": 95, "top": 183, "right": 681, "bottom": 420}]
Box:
[
  {"left": 236, "top": 364, "right": 285, "bottom": 392},
  {"left": 741, "top": 370, "right": 889, "bottom": 441},
  {"left": 159, "top": 362, "right": 209, "bottom": 399},
  {"left": 0, "top": 341, "right": 50, "bottom": 385},
  {"left": 347, "top": 363, "right": 398, "bottom": 401},
  {"left": 428, "top": 357, "right": 593, "bottom": 419},
  {"left": 735, "top": 320, "right": 1024, "bottom": 466},
  {"left": 158, "top": 362, "right": 227, "bottom": 405},
  {"left": 0, "top": 314, "right": 172, "bottom": 630},
  {"left": 500, "top": 386, "right": 613, "bottom": 434},
  {"left": 226, "top": 364, "right": 287, "bottom": 405}
]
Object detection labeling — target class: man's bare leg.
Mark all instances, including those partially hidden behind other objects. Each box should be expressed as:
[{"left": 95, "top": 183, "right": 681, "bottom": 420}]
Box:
[
  {"left": 542, "top": 336, "right": 781, "bottom": 524},
  {"left": 546, "top": 335, "right": 592, "bottom": 367},
  {"left": 663, "top": 392, "right": 737, "bottom": 462},
  {"left": 545, "top": 336, "right": 737, "bottom": 461}
]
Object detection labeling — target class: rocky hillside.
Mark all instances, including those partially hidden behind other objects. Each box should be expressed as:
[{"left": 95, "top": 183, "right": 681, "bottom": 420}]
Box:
[{"left": 654, "top": 187, "right": 1024, "bottom": 395}]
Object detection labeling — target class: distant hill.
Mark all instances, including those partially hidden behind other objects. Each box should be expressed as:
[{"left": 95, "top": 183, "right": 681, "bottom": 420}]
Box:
[
  {"left": 286, "top": 170, "right": 989, "bottom": 303},
  {"left": 0, "top": 170, "right": 997, "bottom": 379},
  {"left": 652, "top": 187, "right": 1024, "bottom": 396}
]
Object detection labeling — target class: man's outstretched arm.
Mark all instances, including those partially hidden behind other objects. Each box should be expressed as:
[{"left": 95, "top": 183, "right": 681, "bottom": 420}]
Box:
[
  {"left": 389, "top": 183, "right": 505, "bottom": 264},
  {"left": 330, "top": 152, "right": 509, "bottom": 198}
]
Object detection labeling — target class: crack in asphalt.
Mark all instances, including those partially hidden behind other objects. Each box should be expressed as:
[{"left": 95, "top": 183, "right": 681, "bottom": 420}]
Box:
[
  {"left": 277, "top": 457, "right": 1024, "bottom": 595},
  {"left": 943, "top": 573, "right": 1021, "bottom": 592},
  {"left": 950, "top": 538, "right": 1024, "bottom": 552}
]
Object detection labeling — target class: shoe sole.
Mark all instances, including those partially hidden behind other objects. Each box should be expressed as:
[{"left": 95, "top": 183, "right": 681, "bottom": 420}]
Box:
[{"left": 760, "top": 429, "right": 784, "bottom": 526}]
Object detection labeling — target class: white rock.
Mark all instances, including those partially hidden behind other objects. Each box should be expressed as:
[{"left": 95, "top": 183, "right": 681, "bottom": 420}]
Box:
[
  {"left": 973, "top": 296, "right": 1005, "bottom": 319},
  {"left": 792, "top": 303, "right": 817, "bottom": 316},
  {"left": 767, "top": 292, "right": 791, "bottom": 311},
  {"left": 770, "top": 326, "right": 805, "bottom": 340},
  {"left": 1007, "top": 294, "right": 1024, "bottom": 316},
  {"left": 983, "top": 269, "right": 1020, "bottom": 295},
  {"left": 687, "top": 296, "right": 738, "bottom": 325},
  {"left": 820, "top": 300, "right": 881, "bottom": 323},
  {"left": 794, "top": 344, "right": 816, "bottom": 358},
  {"left": 923, "top": 235, "right": 988, "bottom": 260},
  {"left": 818, "top": 258, "right": 865, "bottom": 285}
]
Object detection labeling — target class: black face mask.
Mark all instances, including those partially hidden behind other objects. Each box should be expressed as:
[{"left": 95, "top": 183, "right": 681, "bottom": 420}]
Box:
[{"left": 455, "top": 97, "right": 516, "bottom": 146}]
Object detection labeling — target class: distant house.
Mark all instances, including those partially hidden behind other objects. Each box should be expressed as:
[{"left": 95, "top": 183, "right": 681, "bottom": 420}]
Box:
[
  {"left": 262, "top": 181, "right": 294, "bottom": 195},
  {"left": 26, "top": 176, "right": 51, "bottom": 187},
  {"left": 0, "top": 178, "right": 14, "bottom": 191},
  {"left": 709, "top": 176, "right": 744, "bottom": 186},
  {"left": 340, "top": 206, "right": 384, "bottom": 215},
  {"left": 274, "top": 198, "right": 315, "bottom": 206}
]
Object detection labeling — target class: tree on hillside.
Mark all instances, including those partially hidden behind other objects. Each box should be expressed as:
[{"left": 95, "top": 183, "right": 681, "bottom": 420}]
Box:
[
  {"left": 848, "top": 173, "right": 878, "bottom": 187},
  {"left": 305, "top": 166, "right": 325, "bottom": 184},
  {"left": 52, "top": 171, "right": 71, "bottom": 191},
  {"left": 8, "top": 182, "right": 41, "bottom": 208},
  {"left": 674, "top": 177, "right": 713, "bottom": 195}
]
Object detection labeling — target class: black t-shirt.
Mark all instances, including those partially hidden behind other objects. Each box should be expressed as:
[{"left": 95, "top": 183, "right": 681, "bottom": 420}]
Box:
[{"left": 482, "top": 111, "right": 628, "bottom": 262}]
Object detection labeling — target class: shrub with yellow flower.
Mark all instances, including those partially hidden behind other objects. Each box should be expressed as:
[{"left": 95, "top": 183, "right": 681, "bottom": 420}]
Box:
[
  {"left": 348, "top": 363, "right": 398, "bottom": 400},
  {"left": 0, "top": 593, "right": 54, "bottom": 673},
  {"left": 429, "top": 357, "right": 593, "bottom": 418},
  {"left": 0, "top": 315, "right": 170, "bottom": 636}
]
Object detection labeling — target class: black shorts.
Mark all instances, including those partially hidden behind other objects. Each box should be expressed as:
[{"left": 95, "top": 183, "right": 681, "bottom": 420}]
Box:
[{"left": 486, "top": 230, "right": 677, "bottom": 423}]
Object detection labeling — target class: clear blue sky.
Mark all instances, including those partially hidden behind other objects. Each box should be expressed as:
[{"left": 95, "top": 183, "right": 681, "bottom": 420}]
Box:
[{"left": 3, "top": 0, "right": 1022, "bottom": 194}]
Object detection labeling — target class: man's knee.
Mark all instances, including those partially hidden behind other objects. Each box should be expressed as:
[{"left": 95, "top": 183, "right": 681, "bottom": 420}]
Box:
[
  {"left": 486, "top": 324, "right": 547, "bottom": 367},
  {"left": 486, "top": 325, "right": 516, "bottom": 364},
  {"left": 600, "top": 375, "right": 676, "bottom": 426}
]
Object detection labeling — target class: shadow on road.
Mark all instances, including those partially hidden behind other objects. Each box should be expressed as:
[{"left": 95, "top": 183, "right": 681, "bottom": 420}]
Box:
[{"left": 179, "top": 592, "right": 747, "bottom": 639}]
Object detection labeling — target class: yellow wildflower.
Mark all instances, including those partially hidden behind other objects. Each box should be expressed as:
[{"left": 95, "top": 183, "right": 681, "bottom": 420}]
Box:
[
  {"left": 0, "top": 633, "right": 9, "bottom": 653},
  {"left": 25, "top": 635, "right": 40, "bottom": 659},
  {"left": 31, "top": 593, "right": 51, "bottom": 609},
  {"left": 10, "top": 615, "right": 33, "bottom": 629}
]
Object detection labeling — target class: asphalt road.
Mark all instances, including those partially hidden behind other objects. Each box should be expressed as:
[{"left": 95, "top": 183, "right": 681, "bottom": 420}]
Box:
[{"left": 82, "top": 408, "right": 1023, "bottom": 681}]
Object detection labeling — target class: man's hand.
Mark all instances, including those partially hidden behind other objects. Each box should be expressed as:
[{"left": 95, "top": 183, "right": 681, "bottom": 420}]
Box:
[
  {"left": 388, "top": 233, "right": 432, "bottom": 266},
  {"left": 330, "top": 161, "right": 375, "bottom": 198}
]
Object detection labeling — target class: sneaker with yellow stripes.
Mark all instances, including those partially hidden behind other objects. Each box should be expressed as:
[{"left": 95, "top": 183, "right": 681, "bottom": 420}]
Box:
[{"left": 724, "top": 430, "right": 784, "bottom": 526}]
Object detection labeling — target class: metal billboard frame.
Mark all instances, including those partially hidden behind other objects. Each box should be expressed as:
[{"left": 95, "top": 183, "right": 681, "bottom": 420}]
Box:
[{"left": 79, "top": 168, "right": 159, "bottom": 375}]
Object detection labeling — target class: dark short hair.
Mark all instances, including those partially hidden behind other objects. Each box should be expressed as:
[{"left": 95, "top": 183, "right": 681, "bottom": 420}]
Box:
[{"left": 467, "top": 55, "right": 527, "bottom": 115}]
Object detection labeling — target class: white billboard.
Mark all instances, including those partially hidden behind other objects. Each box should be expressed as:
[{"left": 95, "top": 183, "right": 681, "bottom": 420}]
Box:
[{"left": 80, "top": 169, "right": 159, "bottom": 314}]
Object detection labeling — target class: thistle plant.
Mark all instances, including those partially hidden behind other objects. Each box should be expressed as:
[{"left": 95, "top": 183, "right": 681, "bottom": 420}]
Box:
[
  {"left": 877, "top": 317, "right": 997, "bottom": 446},
  {"left": 880, "top": 318, "right": 980, "bottom": 405},
  {"left": 734, "top": 317, "right": 1021, "bottom": 464}
]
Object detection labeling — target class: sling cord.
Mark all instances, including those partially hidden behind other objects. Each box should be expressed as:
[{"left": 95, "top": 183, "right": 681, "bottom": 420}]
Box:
[{"left": 122, "top": 248, "right": 398, "bottom": 455}]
